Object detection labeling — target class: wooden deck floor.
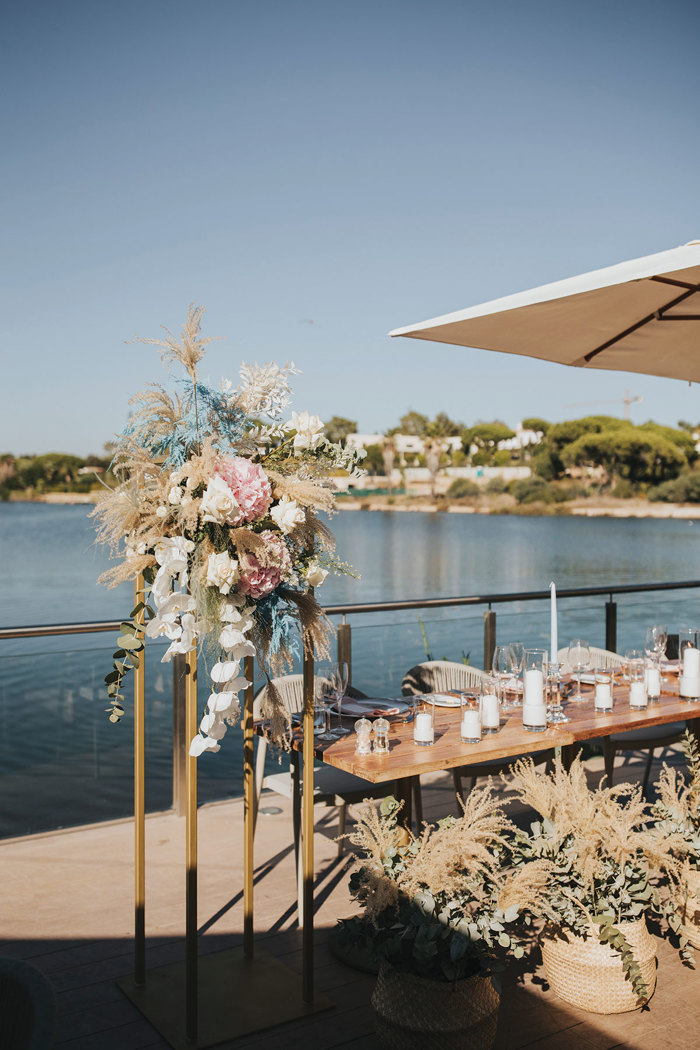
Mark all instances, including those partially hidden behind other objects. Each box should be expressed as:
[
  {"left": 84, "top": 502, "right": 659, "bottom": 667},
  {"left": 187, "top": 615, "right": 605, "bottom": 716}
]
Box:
[{"left": 3, "top": 749, "right": 700, "bottom": 1050}]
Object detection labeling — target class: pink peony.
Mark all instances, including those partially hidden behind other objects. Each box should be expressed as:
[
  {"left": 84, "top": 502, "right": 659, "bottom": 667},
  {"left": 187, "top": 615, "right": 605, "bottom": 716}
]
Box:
[
  {"left": 238, "top": 531, "right": 292, "bottom": 599},
  {"left": 216, "top": 457, "right": 272, "bottom": 524}
]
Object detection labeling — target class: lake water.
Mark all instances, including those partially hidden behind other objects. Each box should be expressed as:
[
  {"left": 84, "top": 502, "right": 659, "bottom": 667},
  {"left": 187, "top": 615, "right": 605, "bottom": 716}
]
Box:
[{"left": 1, "top": 502, "right": 699, "bottom": 837}]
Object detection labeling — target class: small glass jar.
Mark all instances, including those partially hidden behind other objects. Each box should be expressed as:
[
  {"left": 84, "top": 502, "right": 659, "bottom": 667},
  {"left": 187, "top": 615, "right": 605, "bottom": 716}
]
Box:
[
  {"left": 373, "top": 717, "right": 390, "bottom": 754},
  {"left": 480, "top": 676, "right": 500, "bottom": 735},
  {"left": 354, "top": 717, "right": 372, "bottom": 756},
  {"left": 413, "top": 703, "right": 434, "bottom": 746},
  {"left": 523, "top": 649, "right": 547, "bottom": 732},
  {"left": 546, "top": 661, "right": 569, "bottom": 724},
  {"left": 679, "top": 628, "right": 700, "bottom": 701},
  {"left": 460, "top": 693, "right": 482, "bottom": 744},
  {"left": 594, "top": 669, "right": 614, "bottom": 713},
  {"left": 629, "top": 659, "right": 648, "bottom": 709}
]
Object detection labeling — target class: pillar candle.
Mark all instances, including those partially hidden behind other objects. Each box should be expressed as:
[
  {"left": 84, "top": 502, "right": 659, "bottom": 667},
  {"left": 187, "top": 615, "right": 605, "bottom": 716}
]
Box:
[
  {"left": 461, "top": 709, "right": 481, "bottom": 741},
  {"left": 550, "top": 582, "right": 558, "bottom": 664},
  {"left": 683, "top": 647, "right": 700, "bottom": 677},
  {"left": 646, "top": 665, "right": 661, "bottom": 699},
  {"left": 482, "top": 693, "right": 499, "bottom": 730},
  {"left": 595, "top": 683, "right": 613, "bottom": 710},
  {"left": 414, "top": 711, "right": 434, "bottom": 744},
  {"left": 524, "top": 668, "right": 544, "bottom": 705},
  {"left": 629, "top": 681, "right": 647, "bottom": 709}
]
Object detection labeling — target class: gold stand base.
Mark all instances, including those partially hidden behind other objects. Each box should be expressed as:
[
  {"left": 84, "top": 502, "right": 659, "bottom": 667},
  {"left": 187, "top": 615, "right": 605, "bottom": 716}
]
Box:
[{"left": 118, "top": 946, "right": 332, "bottom": 1049}]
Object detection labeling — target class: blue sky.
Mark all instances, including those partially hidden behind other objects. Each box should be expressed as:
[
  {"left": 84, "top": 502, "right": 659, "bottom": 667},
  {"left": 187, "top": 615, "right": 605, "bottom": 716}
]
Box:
[{"left": 3, "top": 0, "right": 699, "bottom": 455}]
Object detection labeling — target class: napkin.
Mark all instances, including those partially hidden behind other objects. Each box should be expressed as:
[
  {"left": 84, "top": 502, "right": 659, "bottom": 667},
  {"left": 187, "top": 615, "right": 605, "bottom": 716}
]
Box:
[{"left": 339, "top": 698, "right": 402, "bottom": 718}]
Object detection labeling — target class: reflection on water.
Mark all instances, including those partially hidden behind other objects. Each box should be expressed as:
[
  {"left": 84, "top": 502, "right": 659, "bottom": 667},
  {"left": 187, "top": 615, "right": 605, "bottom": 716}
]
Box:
[{"left": 1, "top": 503, "right": 698, "bottom": 836}]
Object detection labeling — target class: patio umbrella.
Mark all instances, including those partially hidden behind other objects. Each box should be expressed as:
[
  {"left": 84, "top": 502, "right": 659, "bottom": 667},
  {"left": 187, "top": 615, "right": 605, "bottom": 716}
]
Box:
[{"left": 389, "top": 240, "right": 700, "bottom": 383}]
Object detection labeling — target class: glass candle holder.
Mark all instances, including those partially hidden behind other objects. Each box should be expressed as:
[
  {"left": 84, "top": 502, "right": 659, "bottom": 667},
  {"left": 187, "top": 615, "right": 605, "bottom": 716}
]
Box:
[
  {"left": 460, "top": 693, "right": 482, "bottom": 744},
  {"left": 354, "top": 717, "right": 372, "bottom": 755},
  {"left": 629, "top": 659, "right": 648, "bottom": 709},
  {"left": 594, "top": 669, "right": 614, "bottom": 713},
  {"left": 480, "top": 675, "right": 500, "bottom": 734},
  {"left": 645, "top": 660, "right": 661, "bottom": 702},
  {"left": 523, "top": 648, "right": 547, "bottom": 732},
  {"left": 373, "top": 717, "right": 390, "bottom": 754},
  {"left": 413, "top": 702, "right": 434, "bottom": 746},
  {"left": 679, "top": 628, "right": 700, "bottom": 701},
  {"left": 546, "top": 661, "right": 569, "bottom": 724}
]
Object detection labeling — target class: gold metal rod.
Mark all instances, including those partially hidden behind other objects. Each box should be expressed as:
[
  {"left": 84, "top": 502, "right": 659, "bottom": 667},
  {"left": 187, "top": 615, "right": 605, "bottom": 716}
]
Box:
[
  {"left": 301, "top": 632, "right": 315, "bottom": 1004},
  {"left": 243, "top": 654, "right": 255, "bottom": 959},
  {"left": 185, "top": 647, "right": 198, "bottom": 1041},
  {"left": 133, "top": 573, "right": 146, "bottom": 986}
]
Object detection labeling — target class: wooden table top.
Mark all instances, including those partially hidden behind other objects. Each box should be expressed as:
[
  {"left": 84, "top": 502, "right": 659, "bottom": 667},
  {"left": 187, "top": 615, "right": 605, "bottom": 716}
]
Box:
[{"left": 267, "top": 683, "right": 700, "bottom": 784}]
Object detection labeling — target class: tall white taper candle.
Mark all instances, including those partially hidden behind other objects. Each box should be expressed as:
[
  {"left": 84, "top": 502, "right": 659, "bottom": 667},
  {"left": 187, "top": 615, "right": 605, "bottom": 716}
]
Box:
[{"left": 550, "top": 581, "right": 558, "bottom": 664}]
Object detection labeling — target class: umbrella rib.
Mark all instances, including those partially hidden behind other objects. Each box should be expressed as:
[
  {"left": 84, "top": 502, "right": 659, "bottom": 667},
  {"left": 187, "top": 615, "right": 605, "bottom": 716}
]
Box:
[{"left": 582, "top": 285, "right": 700, "bottom": 364}]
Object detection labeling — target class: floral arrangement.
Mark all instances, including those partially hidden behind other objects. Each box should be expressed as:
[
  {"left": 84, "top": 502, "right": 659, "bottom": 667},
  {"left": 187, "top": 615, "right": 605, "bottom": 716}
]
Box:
[
  {"left": 336, "top": 791, "right": 523, "bottom": 983},
  {"left": 93, "top": 305, "right": 364, "bottom": 754},
  {"left": 501, "top": 756, "right": 692, "bottom": 1003}
]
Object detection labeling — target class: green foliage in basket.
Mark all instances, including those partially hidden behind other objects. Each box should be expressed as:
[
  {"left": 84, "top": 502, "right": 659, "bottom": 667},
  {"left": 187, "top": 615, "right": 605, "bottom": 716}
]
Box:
[
  {"left": 501, "top": 756, "right": 693, "bottom": 1004},
  {"left": 339, "top": 792, "right": 524, "bottom": 985},
  {"left": 653, "top": 731, "right": 700, "bottom": 868}
]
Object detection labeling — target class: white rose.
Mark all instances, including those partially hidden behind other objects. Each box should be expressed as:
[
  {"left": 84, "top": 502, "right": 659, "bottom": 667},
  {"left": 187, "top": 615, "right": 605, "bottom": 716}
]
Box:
[
  {"left": 200, "top": 475, "right": 240, "bottom": 525},
  {"left": 206, "top": 551, "right": 239, "bottom": 595},
  {"left": 270, "top": 496, "right": 306, "bottom": 534},
  {"left": 168, "top": 486, "right": 182, "bottom": 505},
  {"left": 155, "top": 506, "right": 168, "bottom": 518},
  {"left": 306, "top": 559, "right": 329, "bottom": 588},
  {"left": 285, "top": 410, "right": 324, "bottom": 452}
]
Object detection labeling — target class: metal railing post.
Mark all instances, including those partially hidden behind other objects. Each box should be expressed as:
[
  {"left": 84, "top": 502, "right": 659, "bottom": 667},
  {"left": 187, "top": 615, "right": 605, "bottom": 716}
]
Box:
[
  {"left": 172, "top": 653, "right": 187, "bottom": 817},
  {"left": 605, "top": 597, "right": 617, "bottom": 653},
  {"left": 337, "top": 618, "right": 352, "bottom": 689},
  {"left": 483, "top": 606, "right": 496, "bottom": 672}
]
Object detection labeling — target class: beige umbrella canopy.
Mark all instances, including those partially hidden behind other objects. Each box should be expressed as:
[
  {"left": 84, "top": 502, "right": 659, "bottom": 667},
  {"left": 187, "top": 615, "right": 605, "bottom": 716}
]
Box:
[{"left": 390, "top": 241, "right": 700, "bottom": 383}]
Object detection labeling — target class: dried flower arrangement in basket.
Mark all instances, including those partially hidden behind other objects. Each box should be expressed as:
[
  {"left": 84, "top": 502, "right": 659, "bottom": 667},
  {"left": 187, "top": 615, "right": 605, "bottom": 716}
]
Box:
[{"left": 502, "top": 755, "right": 692, "bottom": 1012}]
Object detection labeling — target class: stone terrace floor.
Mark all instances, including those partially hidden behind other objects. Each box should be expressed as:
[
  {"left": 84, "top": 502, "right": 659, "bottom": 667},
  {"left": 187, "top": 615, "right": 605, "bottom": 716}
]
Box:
[{"left": 3, "top": 748, "right": 700, "bottom": 1050}]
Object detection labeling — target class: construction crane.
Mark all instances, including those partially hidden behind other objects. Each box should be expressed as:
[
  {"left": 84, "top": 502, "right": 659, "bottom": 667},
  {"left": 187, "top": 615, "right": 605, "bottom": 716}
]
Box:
[{"left": 565, "top": 389, "right": 642, "bottom": 421}]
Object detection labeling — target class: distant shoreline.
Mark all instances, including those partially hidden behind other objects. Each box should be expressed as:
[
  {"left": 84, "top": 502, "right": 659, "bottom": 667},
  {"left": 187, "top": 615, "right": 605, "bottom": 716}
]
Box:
[{"left": 7, "top": 491, "right": 700, "bottom": 520}]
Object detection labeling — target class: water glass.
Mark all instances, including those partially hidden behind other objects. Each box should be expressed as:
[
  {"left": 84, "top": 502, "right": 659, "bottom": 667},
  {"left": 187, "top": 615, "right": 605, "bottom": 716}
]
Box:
[
  {"left": 314, "top": 690, "right": 335, "bottom": 741},
  {"left": 460, "top": 693, "right": 482, "bottom": 744},
  {"left": 567, "top": 639, "right": 590, "bottom": 702},
  {"left": 492, "top": 645, "right": 515, "bottom": 710}
]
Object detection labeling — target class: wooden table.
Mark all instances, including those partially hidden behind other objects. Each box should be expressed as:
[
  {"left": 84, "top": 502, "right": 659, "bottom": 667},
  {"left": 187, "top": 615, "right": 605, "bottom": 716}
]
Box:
[{"left": 286, "top": 684, "right": 700, "bottom": 785}]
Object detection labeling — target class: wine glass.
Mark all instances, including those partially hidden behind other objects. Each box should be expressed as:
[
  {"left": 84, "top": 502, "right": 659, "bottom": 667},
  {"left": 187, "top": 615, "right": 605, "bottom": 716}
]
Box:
[
  {"left": 492, "top": 645, "right": 514, "bottom": 710},
  {"left": 567, "top": 639, "right": 590, "bottom": 702},
  {"left": 647, "top": 624, "right": 668, "bottom": 680},
  {"left": 314, "top": 683, "right": 336, "bottom": 742},
  {"left": 506, "top": 642, "right": 525, "bottom": 708},
  {"left": 329, "top": 665, "right": 350, "bottom": 736}
]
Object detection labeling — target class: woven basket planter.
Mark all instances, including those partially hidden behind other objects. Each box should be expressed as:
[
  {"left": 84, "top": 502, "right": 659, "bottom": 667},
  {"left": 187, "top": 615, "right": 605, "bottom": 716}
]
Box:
[
  {"left": 680, "top": 868, "right": 700, "bottom": 950},
  {"left": 371, "top": 962, "right": 500, "bottom": 1050},
  {"left": 540, "top": 919, "right": 657, "bottom": 1014}
]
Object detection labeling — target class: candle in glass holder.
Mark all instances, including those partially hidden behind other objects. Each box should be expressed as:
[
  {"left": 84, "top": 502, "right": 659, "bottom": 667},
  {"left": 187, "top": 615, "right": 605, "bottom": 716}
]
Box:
[
  {"left": 629, "top": 660, "right": 647, "bottom": 709},
  {"left": 645, "top": 663, "right": 661, "bottom": 701},
  {"left": 460, "top": 694, "right": 481, "bottom": 743},
  {"left": 414, "top": 709, "right": 434, "bottom": 746},
  {"left": 679, "top": 630, "right": 700, "bottom": 699},
  {"left": 594, "top": 670, "right": 613, "bottom": 712},
  {"left": 481, "top": 678, "right": 500, "bottom": 735},
  {"left": 523, "top": 650, "right": 547, "bottom": 732}
]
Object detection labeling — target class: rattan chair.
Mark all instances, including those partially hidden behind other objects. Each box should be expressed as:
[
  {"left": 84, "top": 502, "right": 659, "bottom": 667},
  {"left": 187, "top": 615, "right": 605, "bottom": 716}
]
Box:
[
  {"left": 401, "top": 660, "right": 551, "bottom": 811},
  {"left": 253, "top": 674, "right": 422, "bottom": 917},
  {"left": 557, "top": 646, "right": 686, "bottom": 791}
]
